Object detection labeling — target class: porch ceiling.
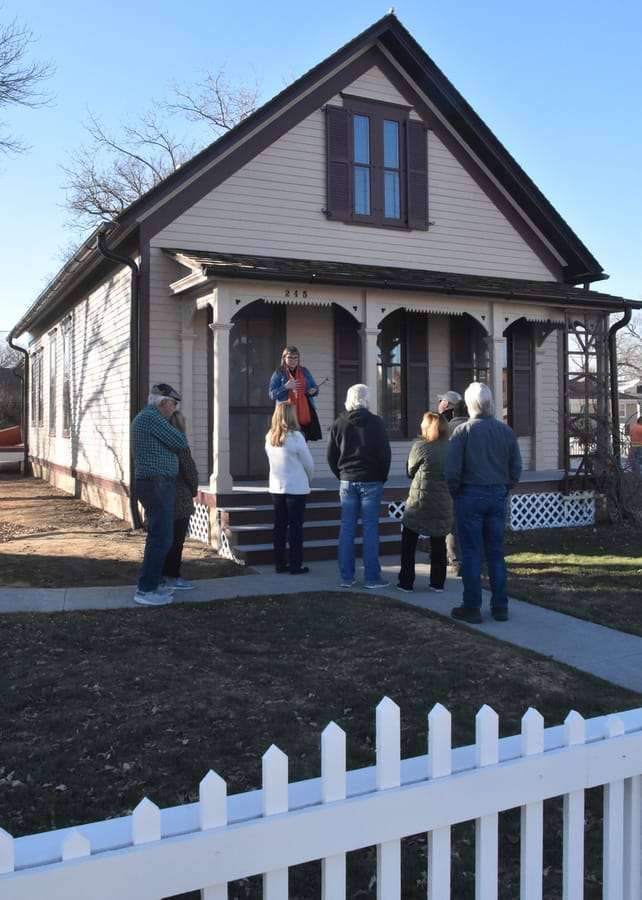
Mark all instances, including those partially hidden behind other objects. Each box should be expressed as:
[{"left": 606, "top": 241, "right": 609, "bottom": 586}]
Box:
[{"left": 165, "top": 250, "right": 639, "bottom": 311}]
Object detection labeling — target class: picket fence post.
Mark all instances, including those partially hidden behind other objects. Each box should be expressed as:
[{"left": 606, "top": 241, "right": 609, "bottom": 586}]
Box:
[
  {"left": 563, "top": 709, "right": 586, "bottom": 897},
  {"left": 519, "top": 707, "right": 544, "bottom": 900},
  {"left": 427, "top": 702, "right": 452, "bottom": 897},
  {"left": 475, "top": 705, "right": 499, "bottom": 900},
  {"left": 376, "top": 697, "right": 401, "bottom": 900},
  {"left": 321, "top": 721, "right": 347, "bottom": 900}
]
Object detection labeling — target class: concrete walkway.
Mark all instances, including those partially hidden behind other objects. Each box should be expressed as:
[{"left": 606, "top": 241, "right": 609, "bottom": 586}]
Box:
[{"left": 2, "top": 559, "right": 642, "bottom": 694}]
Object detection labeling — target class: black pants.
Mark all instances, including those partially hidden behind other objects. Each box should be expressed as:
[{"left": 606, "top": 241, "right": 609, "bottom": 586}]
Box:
[
  {"left": 162, "top": 516, "right": 190, "bottom": 578},
  {"left": 271, "top": 493, "right": 307, "bottom": 571},
  {"left": 398, "top": 526, "right": 447, "bottom": 590}
]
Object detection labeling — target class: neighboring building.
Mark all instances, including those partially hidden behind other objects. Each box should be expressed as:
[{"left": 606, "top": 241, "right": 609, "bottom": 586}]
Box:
[
  {"left": 8, "top": 14, "right": 641, "bottom": 553},
  {"left": 619, "top": 378, "right": 642, "bottom": 431}
]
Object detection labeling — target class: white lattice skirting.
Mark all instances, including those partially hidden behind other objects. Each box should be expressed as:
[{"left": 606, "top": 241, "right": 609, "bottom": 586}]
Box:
[
  {"left": 187, "top": 502, "right": 210, "bottom": 544},
  {"left": 388, "top": 491, "right": 595, "bottom": 533},
  {"left": 509, "top": 490, "right": 595, "bottom": 531}
]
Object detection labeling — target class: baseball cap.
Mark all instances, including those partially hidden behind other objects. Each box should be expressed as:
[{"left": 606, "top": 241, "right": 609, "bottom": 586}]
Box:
[
  {"left": 151, "top": 382, "right": 181, "bottom": 402},
  {"left": 437, "top": 390, "right": 462, "bottom": 409}
]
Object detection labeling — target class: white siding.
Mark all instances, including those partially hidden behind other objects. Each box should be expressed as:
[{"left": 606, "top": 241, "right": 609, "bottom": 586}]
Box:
[
  {"left": 29, "top": 267, "right": 133, "bottom": 517},
  {"left": 153, "top": 65, "right": 554, "bottom": 283}
]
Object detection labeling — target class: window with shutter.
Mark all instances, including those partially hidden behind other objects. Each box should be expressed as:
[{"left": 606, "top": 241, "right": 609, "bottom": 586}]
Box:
[{"left": 326, "top": 101, "right": 428, "bottom": 229}]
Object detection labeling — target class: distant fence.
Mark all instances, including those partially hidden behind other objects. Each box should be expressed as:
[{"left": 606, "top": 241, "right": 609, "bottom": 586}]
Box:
[{"left": 2, "top": 699, "right": 642, "bottom": 899}]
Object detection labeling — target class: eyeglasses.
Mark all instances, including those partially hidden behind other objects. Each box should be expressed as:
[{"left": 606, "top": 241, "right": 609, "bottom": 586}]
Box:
[{"left": 285, "top": 354, "right": 299, "bottom": 360}]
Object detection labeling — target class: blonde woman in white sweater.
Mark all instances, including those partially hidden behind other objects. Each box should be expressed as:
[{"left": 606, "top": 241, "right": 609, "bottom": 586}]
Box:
[{"left": 265, "top": 402, "right": 315, "bottom": 574}]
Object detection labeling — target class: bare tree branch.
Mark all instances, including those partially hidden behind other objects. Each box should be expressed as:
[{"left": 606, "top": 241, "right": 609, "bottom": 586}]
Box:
[
  {"left": 61, "top": 69, "right": 259, "bottom": 232},
  {"left": 167, "top": 67, "right": 259, "bottom": 131},
  {"left": 0, "top": 16, "right": 53, "bottom": 153}
]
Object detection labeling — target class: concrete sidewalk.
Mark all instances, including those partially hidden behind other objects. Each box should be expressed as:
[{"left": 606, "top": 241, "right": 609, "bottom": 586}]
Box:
[{"left": 2, "top": 559, "right": 642, "bottom": 694}]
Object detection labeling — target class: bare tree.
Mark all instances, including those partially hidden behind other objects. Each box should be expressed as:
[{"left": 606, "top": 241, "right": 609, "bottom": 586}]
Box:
[
  {"left": 617, "top": 313, "right": 642, "bottom": 383},
  {"left": 0, "top": 15, "right": 53, "bottom": 154},
  {"left": 62, "top": 67, "right": 260, "bottom": 231}
]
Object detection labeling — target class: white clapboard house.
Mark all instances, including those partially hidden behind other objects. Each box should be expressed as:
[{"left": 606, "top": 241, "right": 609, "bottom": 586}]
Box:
[{"left": 9, "top": 13, "right": 640, "bottom": 563}]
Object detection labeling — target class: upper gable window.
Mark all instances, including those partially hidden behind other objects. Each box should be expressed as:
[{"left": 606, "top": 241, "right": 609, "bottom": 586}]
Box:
[{"left": 326, "top": 100, "right": 428, "bottom": 230}]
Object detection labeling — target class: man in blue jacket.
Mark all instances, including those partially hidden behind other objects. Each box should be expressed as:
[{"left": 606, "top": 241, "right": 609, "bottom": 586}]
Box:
[
  {"left": 327, "top": 384, "right": 391, "bottom": 589},
  {"left": 445, "top": 382, "right": 522, "bottom": 623}
]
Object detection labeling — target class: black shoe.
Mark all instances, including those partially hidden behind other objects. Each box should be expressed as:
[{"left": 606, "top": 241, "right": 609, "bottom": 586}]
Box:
[
  {"left": 451, "top": 604, "right": 482, "bottom": 624},
  {"left": 276, "top": 565, "right": 289, "bottom": 573},
  {"left": 491, "top": 606, "right": 508, "bottom": 621},
  {"left": 290, "top": 567, "right": 309, "bottom": 574}
]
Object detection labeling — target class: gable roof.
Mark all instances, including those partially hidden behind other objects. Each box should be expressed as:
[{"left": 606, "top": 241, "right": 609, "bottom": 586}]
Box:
[{"left": 10, "top": 13, "right": 635, "bottom": 339}]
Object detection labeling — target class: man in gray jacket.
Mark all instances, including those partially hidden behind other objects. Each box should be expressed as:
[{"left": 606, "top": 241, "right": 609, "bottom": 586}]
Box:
[
  {"left": 445, "top": 382, "right": 522, "bottom": 623},
  {"left": 327, "top": 384, "right": 391, "bottom": 589}
]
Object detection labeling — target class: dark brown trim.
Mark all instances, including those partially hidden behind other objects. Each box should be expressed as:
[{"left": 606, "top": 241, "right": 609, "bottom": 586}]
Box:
[{"left": 29, "top": 456, "right": 130, "bottom": 497}]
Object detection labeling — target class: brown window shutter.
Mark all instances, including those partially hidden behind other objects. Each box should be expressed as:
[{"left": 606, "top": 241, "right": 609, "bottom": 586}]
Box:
[
  {"left": 326, "top": 106, "right": 351, "bottom": 221},
  {"left": 406, "top": 120, "right": 428, "bottom": 230}
]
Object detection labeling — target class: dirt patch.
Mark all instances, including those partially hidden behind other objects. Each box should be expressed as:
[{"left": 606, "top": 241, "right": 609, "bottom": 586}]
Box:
[{"left": 0, "top": 473, "right": 249, "bottom": 588}]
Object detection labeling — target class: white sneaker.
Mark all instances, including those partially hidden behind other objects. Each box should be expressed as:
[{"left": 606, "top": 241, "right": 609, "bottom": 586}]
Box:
[
  {"left": 134, "top": 589, "right": 173, "bottom": 606},
  {"left": 157, "top": 582, "right": 175, "bottom": 595},
  {"left": 364, "top": 579, "right": 390, "bottom": 589}
]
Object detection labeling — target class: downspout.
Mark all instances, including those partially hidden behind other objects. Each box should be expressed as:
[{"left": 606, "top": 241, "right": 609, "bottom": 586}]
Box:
[
  {"left": 96, "top": 223, "right": 142, "bottom": 528},
  {"left": 608, "top": 304, "right": 633, "bottom": 465},
  {"left": 7, "top": 336, "right": 29, "bottom": 475}
]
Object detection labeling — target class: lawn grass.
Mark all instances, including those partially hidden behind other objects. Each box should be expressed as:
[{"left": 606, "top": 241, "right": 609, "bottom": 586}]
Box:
[
  {"left": 2, "top": 587, "right": 641, "bottom": 898},
  {"left": 504, "top": 521, "right": 642, "bottom": 634}
]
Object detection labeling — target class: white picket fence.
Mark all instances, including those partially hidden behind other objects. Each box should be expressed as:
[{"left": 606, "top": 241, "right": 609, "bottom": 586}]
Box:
[{"left": 2, "top": 698, "right": 642, "bottom": 899}]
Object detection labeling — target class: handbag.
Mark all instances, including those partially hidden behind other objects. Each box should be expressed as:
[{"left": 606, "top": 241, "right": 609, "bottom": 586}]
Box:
[{"left": 301, "top": 398, "right": 322, "bottom": 441}]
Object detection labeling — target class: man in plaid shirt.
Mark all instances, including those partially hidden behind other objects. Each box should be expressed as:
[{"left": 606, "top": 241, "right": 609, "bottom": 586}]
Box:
[{"left": 131, "top": 383, "right": 188, "bottom": 606}]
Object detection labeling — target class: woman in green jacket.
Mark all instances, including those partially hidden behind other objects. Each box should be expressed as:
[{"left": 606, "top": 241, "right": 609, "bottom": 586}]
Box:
[{"left": 397, "top": 412, "right": 453, "bottom": 593}]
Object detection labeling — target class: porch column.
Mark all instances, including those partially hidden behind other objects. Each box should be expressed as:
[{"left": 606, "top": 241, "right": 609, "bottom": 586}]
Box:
[
  {"left": 489, "top": 305, "right": 505, "bottom": 419},
  {"left": 179, "top": 303, "right": 196, "bottom": 438},
  {"left": 209, "top": 320, "right": 234, "bottom": 493},
  {"left": 362, "top": 327, "right": 380, "bottom": 414}
]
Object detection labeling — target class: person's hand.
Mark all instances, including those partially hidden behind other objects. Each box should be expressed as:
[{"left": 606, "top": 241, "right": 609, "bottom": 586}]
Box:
[
  {"left": 285, "top": 378, "right": 298, "bottom": 390},
  {"left": 438, "top": 399, "right": 449, "bottom": 414},
  {"left": 308, "top": 386, "right": 318, "bottom": 396}
]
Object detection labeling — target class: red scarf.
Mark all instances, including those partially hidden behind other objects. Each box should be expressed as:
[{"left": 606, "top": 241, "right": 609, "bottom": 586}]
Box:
[{"left": 286, "top": 365, "right": 311, "bottom": 425}]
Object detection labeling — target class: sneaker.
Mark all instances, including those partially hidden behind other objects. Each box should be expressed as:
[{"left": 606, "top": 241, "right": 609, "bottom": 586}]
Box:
[
  {"left": 491, "top": 606, "right": 509, "bottom": 621},
  {"left": 163, "top": 577, "right": 194, "bottom": 591},
  {"left": 289, "top": 567, "right": 309, "bottom": 574},
  {"left": 451, "top": 604, "right": 482, "bottom": 624},
  {"left": 428, "top": 586, "right": 444, "bottom": 593},
  {"left": 396, "top": 584, "right": 413, "bottom": 593},
  {"left": 276, "top": 565, "right": 289, "bottom": 573},
  {"left": 340, "top": 579, "right": 356, "bottom": 587},
  {"left": 364, "top": 579, "right": 390, "bottom": 589},
  {"left": 157, "top": 582, "right": 175, "bottom": 595},
  {"left": 134, "top": 589, "right": 173, "bottom": 606}
]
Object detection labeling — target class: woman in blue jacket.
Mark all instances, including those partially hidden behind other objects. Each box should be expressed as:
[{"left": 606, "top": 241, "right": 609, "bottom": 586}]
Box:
[{"left": 268, "top": 346, "right": 321, "bottom": 441}]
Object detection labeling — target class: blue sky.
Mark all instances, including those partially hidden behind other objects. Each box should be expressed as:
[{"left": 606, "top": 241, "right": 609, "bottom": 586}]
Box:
[{"left": 1, "top": 0, "right": 641, "bottom": 334}]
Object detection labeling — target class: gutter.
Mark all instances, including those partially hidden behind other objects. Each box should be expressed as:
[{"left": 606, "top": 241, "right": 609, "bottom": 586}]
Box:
[
  {"left": 96, "top": 223, "right": 142, "bottom": 528},
  {"left": 608, "top": 305, "right": 633, "bottom": 464},
  {"left": 7, "top": 336, "right": 29, "bottom": 475}
]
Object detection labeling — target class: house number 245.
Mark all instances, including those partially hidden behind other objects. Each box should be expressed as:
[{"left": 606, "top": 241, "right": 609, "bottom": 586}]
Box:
[{"left": 284, "top": 289, "right": 308, "bottom": 298}]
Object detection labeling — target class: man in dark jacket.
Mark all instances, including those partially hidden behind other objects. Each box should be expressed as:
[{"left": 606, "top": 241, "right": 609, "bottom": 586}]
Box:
[
  {"left": 327, "top": 384, "right": 391, "bottom": 589},
  {"left": 445, "top": 382, "right": 522, "bottom": 623}
]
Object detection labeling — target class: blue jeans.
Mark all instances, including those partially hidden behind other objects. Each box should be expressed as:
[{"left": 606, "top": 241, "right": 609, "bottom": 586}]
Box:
[
  {"left": 271, "top": 493, "right": 307, "bottom": 571},
  {"left": 338, "top": 481, "right": 383, "bottom": 583},
  {"left": 136, "top": 478, "right": 176, "bottom": 592},
  {"left": 455, "top": 485, "right": 508, "bottom": 609}
]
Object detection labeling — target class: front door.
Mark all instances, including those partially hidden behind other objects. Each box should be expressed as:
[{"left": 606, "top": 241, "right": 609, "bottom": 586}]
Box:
[{"left": 229, "top": 300, "right": 285, "bottom": 479}]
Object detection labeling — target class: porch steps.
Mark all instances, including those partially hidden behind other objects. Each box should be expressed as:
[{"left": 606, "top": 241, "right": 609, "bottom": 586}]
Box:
[{"left": 215, "top": 487, "right": 404, "bottom": 566}]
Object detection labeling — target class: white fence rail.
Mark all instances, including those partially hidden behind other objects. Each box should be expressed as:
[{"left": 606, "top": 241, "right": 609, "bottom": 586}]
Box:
[{"left": 2, "top": 699, "right": 642, "bottom": 899}]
